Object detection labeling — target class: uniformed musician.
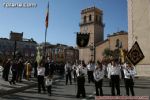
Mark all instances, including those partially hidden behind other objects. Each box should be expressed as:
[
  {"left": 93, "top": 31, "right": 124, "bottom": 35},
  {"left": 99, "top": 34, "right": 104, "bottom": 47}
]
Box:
[
  {"left": 108, "top": 60, "right": 121, "bottom": 96},
  {"left": 87, "top": 61, "right": 95, "bottom": 83},
  {"left": 93, "top": 61, "right": 104, "bottom": 96},
  {"left": 76, "top": 70, "right": 86, "bottom": 98},
  {"left": 123, "top": 62, "right": 136, "bottom": 96}
]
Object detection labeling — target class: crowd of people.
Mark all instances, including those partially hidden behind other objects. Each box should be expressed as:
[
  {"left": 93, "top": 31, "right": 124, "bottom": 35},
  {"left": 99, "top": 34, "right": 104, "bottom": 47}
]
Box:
[
  {"left": 1, "top": 57, "right": 65, "bottom": 96},
  {"left": 1, "top": 57, "right": 137, "bottom": 98},
  {"left": 2, "top": 58, "right": 35, "bottom": 84},
  {"left": 64, "top": 59, "right": 136, "bottom": 98}
]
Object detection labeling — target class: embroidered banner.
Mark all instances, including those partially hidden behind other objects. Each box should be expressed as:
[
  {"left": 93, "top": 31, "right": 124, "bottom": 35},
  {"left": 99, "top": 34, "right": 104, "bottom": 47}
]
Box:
[
  {"left": 76, "top": 32, "right": 89, "bottom": 47},
  {"left": 127, "top": 41, "right": 144, "bottom": 66}
]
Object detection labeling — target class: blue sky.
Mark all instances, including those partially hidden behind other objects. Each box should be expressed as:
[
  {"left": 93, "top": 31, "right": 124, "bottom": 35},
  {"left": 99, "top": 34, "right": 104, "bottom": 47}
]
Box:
[{"left": 0, "top": 0, "right": 127, "bottom": 46}]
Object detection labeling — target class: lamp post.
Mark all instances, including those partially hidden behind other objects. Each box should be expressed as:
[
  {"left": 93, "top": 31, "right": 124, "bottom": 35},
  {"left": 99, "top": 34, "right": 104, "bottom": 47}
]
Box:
[{"left": 90, "top": 43, "right": 95, "bottom": 62}]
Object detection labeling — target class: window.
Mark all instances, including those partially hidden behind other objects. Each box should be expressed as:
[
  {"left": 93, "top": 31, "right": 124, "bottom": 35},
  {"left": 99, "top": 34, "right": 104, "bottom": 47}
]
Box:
[
  {"left": 95, "top": 15, "right": 98, "bottom": 22},
  {"left": 89, "top": 15, "right": 92, "bottom": 21},
  {"left": 84, "top": 16, "right": 86, "bottom": 23},
  {"left": 99, "top": 16, "right": 102, "bottom": 24}
]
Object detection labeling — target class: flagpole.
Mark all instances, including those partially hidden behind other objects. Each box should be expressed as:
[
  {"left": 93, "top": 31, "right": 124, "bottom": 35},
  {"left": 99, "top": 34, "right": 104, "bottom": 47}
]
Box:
[
  {"left": 44, "top": 1, "right": 49, "bottom": 60},
  {"left": 44, "top": 27, "right": 47, "bottom": 60}
]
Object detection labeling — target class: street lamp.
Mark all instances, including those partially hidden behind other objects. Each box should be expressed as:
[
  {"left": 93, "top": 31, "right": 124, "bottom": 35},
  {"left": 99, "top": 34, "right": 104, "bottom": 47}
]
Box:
[
  {"left": 13, "top": 40, "right": 17, "bottom": 59},
  {"left": 89, "top": 43, "right": 95, "bottom": 62}
]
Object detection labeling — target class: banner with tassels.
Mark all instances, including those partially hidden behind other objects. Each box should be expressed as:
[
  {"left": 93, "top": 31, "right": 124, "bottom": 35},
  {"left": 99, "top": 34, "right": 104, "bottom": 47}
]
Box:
[
  {"left": 76, "top": 32, "right": 90, "bottom": 47},
  {"left": 127, "top": 41, "right": 144, "bottom": 66}
]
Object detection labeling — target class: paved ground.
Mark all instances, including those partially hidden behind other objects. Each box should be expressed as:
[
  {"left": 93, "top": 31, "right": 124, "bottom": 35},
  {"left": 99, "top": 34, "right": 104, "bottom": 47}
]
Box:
[
  {"left": 0, "top": 74, "right": 150, "bottom": 100},
  {"left": 0, "top": 68, "right": 60, "bottom": 96}
]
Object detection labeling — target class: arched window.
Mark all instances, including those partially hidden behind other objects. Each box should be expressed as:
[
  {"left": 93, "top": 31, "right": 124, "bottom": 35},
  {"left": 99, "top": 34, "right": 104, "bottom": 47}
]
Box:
[
  {"left": 84, "top": 16, "right": 86, "bottom": 23},
  {"left": 89, "top": 15, "right": 92, "bottom": 21}
]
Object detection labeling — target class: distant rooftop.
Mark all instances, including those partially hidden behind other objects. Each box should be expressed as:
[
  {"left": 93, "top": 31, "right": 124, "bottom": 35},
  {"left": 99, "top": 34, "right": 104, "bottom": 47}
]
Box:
[{"left": 107, "top": 31, "right": 128, "bottom": 37}]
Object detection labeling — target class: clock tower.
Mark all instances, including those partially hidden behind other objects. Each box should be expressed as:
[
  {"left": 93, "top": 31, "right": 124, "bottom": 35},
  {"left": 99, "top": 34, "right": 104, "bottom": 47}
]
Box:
[{"left": 78, "top": 7, "right": 104, "bottom": 63}]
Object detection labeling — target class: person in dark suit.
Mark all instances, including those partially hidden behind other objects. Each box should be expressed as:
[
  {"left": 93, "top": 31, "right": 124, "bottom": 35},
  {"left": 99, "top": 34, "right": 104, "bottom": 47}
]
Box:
[
  {"left": 3, "top": 58, "right": 11, "bottom": 81},
  {"left": 76, "top": 71, "right": 86, "bottom": 98},
  {"left": 65, "top": 61, "right": 72, "bottom": 85},
  {"left": 9, "top": 60, "right": 18, "bottom": 85}
]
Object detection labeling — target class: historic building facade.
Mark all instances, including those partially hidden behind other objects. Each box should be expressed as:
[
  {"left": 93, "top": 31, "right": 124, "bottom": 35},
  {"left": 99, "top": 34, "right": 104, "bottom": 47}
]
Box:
[
  {"left": 41, "top": 44, "right": 79, "bottom": 63},
  {"left": 78, "top": 7, "right": 104, "bottom": 64},
  {"left": 128, "top": 0, "right": 150, "bottom": 76},
  {"left": 0, "top": 31, "right": 37, "bottom": 62},
  {"left": 95, "top": 31, "right": 128, "bottom": 61}
]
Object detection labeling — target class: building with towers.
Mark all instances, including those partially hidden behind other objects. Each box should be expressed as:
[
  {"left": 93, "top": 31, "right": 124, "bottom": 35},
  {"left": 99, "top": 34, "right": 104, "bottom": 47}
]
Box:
[
  {"left": 128, "top": 0, "right": 150, "bottom": 76},
  {"left": 78, "top": 7, "right": 105, "bottom": 64},
  {"left": 0, "top": 31, "right": 37, "bottom": 62}
]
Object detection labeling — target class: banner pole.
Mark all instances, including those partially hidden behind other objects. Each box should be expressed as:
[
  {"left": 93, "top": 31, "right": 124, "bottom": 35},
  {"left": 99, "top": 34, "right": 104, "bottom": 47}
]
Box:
[{"left": 44, "top": 27, "right": 47, "bottom": 60}]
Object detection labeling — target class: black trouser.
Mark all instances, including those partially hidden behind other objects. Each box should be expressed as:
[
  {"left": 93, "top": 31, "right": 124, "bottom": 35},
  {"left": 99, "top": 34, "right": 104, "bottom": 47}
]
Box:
[
  {"left": 3, "top": 69, "right": 9, "bottom": 81},
  {"left": 10, "top": 71, "right": 17, "bottom": 84},
  {"left": 88, "top": 71, "right": 94, "bottom": 83},
  {"left": 95, "top": 79, "right": 103, "bottom": 96},
  {"left": 76, "top": 85, "right": 86, "bottom": 98},
  {"left": 34, "top": 67, "right": 37, "bottom": 78},
  {"left": 17, "top": 70, "right": 23, "bottom": 82},
  {"left": 125, "top": 78, "right": 135, "bottom": 96},
  {"left": 47, "top": 85, "right": 52, "bottom": 95},
  {"left": 111, "top": 75, "right": 120, "bottom": 96},
  {"left": 66, "top": 72, "right": 72, "bottom": 85},
  {"left": 37, "top": 75, "right": 46, "bottom": 93},
  {"left": 73, "top": 70, "right": 77, "bottom": 82}
]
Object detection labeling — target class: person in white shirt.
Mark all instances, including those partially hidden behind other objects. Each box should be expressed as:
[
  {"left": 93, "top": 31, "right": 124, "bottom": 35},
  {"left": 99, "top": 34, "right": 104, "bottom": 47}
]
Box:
[
  {"left": 123, "top": 62, "right": 136, "bottom": 96},
  {"left": 45, "top": 74, "right": 53, "bottom": 96},
  {"left": 108, "top": 60, "right": 121, "bottom": 96},
  {"left": 87, "top": 61, "right": 95, "bottom": 83},
  {"left": 72, "top": 62, "right": 78, "bottom": 82},
  {"left": 93, "top": 61, "right": 104, "bottom": 96},
  {"left": 76, "top": 70, "right": 86, "bottom": 98},
  {"left": 37, "top": 60, "right": 46, "bottom": 93},
  {"left": 76, "top": 61, "right": 87, "bottom": 77}
]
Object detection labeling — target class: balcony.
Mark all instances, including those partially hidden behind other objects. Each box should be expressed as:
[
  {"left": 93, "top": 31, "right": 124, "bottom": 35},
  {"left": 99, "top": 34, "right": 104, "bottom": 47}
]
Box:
[{"left": 79, "top": 21, "right": 105, "bottom": 27}]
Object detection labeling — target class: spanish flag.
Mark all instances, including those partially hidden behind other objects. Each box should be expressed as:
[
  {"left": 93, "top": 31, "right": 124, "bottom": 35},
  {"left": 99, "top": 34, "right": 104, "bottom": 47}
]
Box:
[{"left": 45, "top": 2, "right": 49, "bottom": 28}]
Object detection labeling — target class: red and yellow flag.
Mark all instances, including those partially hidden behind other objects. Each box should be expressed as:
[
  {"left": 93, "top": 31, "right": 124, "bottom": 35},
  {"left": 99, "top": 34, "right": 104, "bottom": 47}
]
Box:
[{"left": 45, "top": 2, "right": 49, "bottom": 28}]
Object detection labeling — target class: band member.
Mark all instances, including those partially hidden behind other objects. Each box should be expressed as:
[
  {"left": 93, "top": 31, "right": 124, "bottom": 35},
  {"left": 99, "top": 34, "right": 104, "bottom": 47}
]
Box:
[
  {"left": 37, "top": 61, "right": 46, "bottom": 93},
  {"left": 108, "top": 60, "right": 121, "bottom": 96},
  {"left": 107, "top": 60, "right": 112, "bottom": 87},
  {"left": 72, "top": 62, "right": 78, "bottom": 82},
  {"left": 76, "top": 71, "right": 86, "bottom": 98},
  {"left": 76, "top": 60, "right": 87, "bottom": 77},
  {"left": 87, "top": 61, "right": 95, "bottom": 83},
  {"left": 93, "top": 61, "right": 104, "bottom": 96},
  {"left": 65, "top": 61, "right": 72, "bottom": 85},
  {"left": 123, "top": 62, "right": 136, "bottom": 96}
]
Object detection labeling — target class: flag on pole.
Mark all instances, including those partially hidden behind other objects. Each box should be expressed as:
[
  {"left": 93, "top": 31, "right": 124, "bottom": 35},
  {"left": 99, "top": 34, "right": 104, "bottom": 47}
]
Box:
[{"left": 45, "top": 2, "right": 49, "bottom": 28}]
